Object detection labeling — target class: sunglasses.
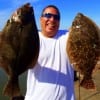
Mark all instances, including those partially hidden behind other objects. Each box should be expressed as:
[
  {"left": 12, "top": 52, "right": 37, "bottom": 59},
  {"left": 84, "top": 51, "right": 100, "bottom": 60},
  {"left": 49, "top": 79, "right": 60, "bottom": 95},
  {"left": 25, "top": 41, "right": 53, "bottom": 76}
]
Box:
[{"left": 42, "top": 13, "right": 60, "bottom": 20}]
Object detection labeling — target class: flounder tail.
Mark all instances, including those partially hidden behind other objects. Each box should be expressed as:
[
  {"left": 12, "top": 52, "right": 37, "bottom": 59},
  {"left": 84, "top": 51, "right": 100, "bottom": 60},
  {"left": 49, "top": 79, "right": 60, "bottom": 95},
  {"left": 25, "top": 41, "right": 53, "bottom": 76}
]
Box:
[
  {"left": 80, "top": 77, "right": 96, "bottom": 91},
  {"left": 3, "top": 76, "right": 21, "bottom": 97}
]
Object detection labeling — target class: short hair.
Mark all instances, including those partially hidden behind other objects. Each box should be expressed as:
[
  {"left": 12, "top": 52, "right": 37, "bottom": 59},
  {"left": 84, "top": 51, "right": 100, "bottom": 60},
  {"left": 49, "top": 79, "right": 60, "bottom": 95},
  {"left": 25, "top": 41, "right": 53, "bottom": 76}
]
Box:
[{"left": 41, "top": 5, "right": 60, "bottom": 20}]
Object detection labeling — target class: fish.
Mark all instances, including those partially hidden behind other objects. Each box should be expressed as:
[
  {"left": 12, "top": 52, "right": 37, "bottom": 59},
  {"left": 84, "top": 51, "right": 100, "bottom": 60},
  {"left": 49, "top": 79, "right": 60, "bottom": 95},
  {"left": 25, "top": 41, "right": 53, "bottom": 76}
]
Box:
[
  {"left": 0, "top": 3, "right": 39, "bottom": 98},
  {"left": 67, "top": 13, "right": 100, "bottom": 90}
]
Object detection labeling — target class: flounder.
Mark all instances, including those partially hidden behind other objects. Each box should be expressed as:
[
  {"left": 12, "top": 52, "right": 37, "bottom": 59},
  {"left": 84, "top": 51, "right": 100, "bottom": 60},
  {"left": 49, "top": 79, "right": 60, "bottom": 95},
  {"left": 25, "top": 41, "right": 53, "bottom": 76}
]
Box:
[
  {"left": 67, "top": 13, "right": 100, "bottom": 90},
  {"left": 0, "top": 3, "right": 39, "bottom": 98}
]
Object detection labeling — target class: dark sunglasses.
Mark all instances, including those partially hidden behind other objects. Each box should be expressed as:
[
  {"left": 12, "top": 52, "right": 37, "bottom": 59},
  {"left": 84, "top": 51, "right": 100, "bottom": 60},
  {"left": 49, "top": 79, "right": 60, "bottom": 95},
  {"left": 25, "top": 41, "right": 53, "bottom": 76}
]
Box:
[{"left": 42, "top": 13, "right": 60, "bottom": 20}]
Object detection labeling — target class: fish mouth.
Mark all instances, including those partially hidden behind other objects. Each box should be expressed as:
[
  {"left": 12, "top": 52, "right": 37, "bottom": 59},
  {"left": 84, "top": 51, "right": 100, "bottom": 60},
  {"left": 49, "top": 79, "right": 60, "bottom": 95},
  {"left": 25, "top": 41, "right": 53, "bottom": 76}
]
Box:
[
  {"left": 23, "top": 3, "right": 31, "bottom": 7},
  {"left": 10, "top": 3, "right": 33, "bottom": 24},
  {"left": 74, "top": 13, "right": 84, "bottom": 21},
  {"left": 77, "top": 13, "right": 84, "bottom": 17}
]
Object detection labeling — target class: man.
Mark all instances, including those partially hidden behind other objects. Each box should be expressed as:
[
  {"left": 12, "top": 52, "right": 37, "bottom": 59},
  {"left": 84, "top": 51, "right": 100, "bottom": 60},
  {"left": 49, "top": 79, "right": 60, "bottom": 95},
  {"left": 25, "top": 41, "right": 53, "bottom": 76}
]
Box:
[{"left": 25, "top": 5, "right": 75, "bottom": 100}]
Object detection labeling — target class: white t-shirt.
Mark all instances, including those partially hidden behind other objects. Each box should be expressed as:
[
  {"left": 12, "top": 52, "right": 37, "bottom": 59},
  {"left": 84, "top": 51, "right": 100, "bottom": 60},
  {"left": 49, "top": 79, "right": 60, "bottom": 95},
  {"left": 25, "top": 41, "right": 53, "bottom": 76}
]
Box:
[{"left": 25, "top": 31, "right": 75, "bottom": 100}]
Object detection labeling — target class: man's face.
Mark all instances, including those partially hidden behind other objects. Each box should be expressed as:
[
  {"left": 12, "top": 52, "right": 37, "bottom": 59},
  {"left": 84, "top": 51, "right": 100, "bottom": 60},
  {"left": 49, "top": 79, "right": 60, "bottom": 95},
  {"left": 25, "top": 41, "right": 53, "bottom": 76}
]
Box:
[{"left": 40, "top": 7, "right": 60, "bottom": 37}]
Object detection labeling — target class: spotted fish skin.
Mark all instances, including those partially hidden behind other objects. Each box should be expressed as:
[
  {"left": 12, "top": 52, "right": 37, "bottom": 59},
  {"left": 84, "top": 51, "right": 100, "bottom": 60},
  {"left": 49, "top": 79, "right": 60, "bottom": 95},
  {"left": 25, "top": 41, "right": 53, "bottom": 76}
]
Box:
[
  {"left": 0, "top": 3, "right": 39, "bottom": 97},
  {"left": 67, "top": 13, "right": 100, "bottom": 89}
]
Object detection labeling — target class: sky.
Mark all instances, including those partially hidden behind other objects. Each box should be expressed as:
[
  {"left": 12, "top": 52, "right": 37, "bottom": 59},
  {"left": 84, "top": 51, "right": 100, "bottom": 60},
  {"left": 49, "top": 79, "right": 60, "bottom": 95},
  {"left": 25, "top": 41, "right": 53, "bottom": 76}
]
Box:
[{"left": 0, "top": 0, "right": 100, "bottom": 31}]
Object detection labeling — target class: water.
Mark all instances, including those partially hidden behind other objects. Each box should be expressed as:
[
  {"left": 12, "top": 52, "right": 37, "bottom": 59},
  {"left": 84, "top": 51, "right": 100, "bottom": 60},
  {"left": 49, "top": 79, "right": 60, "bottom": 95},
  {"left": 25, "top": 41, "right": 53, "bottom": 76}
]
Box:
[
  {"left": 58, "top": 29, "right": 68, "bottom": 33},
  {"left": 38, "top": 29, "right": 68, "bottom": 33}
]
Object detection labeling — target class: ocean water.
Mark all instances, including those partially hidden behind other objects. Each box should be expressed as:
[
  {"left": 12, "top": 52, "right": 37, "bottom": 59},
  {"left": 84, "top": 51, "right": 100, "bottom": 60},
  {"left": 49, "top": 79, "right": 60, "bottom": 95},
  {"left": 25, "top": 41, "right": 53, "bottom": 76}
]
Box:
[
  {"left": 58, "top": 29, "right": 68, "bottom": 33},
  {"left": 0, "top": 30, "right": 68, "bottom": 100},
  {"left": 39, "top": 29, "right": 68, "bottom": 33}
]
